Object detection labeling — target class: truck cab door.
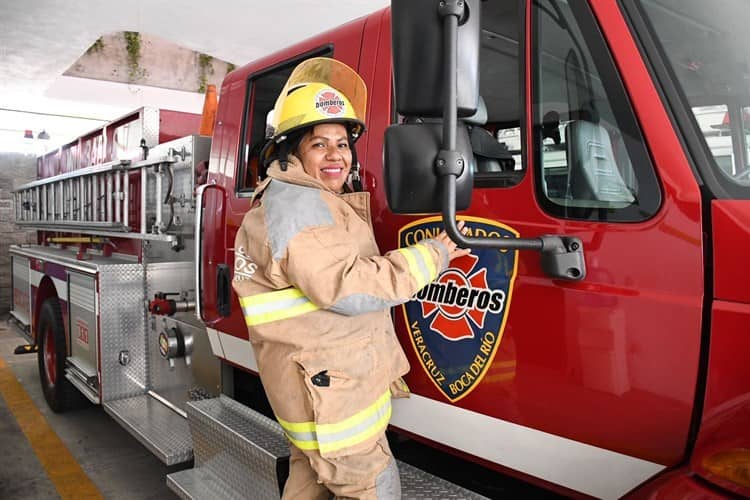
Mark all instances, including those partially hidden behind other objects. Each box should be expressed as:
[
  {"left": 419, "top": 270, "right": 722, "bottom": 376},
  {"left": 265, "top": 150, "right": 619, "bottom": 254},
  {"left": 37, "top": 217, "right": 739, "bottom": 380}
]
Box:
[{"left": 377, "top": 1, "right": 705, "bottom": 497}]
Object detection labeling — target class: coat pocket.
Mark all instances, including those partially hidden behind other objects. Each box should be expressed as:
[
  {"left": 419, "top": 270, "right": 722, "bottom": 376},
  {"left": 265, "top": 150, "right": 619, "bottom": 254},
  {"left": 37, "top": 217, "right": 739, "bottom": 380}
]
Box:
[{"left": 293, "top": 337, "right": 392, "bottom": 458}]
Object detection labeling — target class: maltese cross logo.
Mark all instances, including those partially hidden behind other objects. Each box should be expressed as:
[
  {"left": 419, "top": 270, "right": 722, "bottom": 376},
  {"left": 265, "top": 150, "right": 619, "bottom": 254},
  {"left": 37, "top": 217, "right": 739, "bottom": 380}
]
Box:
[
  {"left": 417, "top": 254, "right": 505, "bottom": 341},
  {"left": 315, "top": 89, "right": 346, "bottom": 117}
]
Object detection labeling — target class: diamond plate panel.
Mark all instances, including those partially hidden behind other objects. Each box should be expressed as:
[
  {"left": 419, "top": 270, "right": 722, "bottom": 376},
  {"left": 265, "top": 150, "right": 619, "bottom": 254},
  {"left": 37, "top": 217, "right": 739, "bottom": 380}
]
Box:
[
  {"left": 167, "top": 467, "right": 245, "bottom": 500},
  {"left": 98, "top": 263, "right": 149, "bottom": 401},
  {"left": 188, "top": 396, "right": 289, "bottom": 500},
  {"left": 146, "top": 261, "right": 195, "bottom": 405},
  {"left": 399, "top": 461, "right": 490, "bottom": 499},
  {"left": 104, "top": 394, "right": 193, "bottom": 465},
  {"left": 145, "top": 262, "right": 220, "bottom": 412}
]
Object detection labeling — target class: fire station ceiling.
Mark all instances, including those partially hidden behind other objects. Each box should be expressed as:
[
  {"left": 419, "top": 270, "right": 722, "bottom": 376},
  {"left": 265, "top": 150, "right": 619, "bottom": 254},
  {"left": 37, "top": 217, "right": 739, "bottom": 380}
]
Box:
[{"left": 0, "top": 0, "right": 388, "bottom": 125}]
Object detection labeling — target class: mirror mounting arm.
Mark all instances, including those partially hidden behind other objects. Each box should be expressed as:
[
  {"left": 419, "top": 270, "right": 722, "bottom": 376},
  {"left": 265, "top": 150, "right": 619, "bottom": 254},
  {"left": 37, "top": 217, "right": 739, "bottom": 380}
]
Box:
[
  {"left": 441, "top": 178, "right": 586, "bottom": 280},
  {"left": 438, "top": 0, "right": 463, "bottom": 153},
  {"left": 435, "top": 0, "right": 585, "bottom": 281}
]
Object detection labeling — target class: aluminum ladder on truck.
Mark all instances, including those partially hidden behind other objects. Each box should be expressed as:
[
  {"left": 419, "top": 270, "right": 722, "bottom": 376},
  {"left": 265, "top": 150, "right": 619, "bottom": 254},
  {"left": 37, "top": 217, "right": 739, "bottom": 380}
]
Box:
[{"left": 12, "top": 143, "right": 198, "bottom": 246}]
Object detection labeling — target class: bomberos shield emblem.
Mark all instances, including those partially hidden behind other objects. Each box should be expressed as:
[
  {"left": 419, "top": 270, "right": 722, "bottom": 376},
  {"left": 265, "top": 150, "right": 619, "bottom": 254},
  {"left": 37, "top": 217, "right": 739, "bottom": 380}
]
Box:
[{"left": 398, "top": 216, "right": 519, "bottom": 402}]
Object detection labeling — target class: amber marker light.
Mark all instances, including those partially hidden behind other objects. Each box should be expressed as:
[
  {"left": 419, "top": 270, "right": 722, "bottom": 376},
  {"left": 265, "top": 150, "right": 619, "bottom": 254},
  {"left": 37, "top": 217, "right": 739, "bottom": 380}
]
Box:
[{"left": 702, "top": 448, "right": 750, "bottom": 488}]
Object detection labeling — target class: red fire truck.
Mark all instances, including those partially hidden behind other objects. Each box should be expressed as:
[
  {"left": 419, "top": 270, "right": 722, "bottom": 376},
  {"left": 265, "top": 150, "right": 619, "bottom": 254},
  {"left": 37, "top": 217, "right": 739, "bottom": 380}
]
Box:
[{"left": 9, "top": 0, "right": 750, "bottom": 498}]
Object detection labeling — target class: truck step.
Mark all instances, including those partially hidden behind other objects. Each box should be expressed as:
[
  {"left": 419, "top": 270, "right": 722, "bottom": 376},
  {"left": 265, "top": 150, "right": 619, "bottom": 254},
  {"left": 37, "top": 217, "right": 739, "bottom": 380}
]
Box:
[
  {"left": 167, "top": 396, "right": 488, "bottom": 500},
  {"left": 399, "top": 460, "right": 490, "bottom": 499},
  {"left": 167, "top": 460, "right": 487, "bottom": 500},
  {"left": 167, "top": 467, "right": 244, "bottom": 500},
  {"left": 167, "top": 395, "right": 289, "bottom": 500},
  {"left": 168, "top": 458, "right": 489, "bottom": 500},
  {"left": 103, "top": 394, "right": 193, "bottom": 465}
]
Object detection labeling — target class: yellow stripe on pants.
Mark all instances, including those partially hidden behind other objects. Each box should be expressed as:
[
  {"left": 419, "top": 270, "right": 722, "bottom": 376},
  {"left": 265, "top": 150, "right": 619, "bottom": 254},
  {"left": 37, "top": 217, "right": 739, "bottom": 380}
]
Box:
[{"left": 0, "top": 356, "right": 102, "bottom": 499}]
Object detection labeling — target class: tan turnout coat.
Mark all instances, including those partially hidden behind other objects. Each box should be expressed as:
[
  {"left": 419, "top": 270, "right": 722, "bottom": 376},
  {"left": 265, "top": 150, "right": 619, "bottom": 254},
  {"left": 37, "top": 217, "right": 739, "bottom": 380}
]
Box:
[{"left": 232, "top": 156, "right": 448, "bottom": 460}]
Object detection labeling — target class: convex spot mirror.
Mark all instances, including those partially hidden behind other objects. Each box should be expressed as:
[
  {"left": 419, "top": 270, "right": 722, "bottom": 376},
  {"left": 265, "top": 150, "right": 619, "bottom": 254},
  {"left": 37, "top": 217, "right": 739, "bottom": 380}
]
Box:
[
  {"left": 385, "top": 122, "right": 473, "bottom": 214},
  {"left": 392, "top": 0, "right": 481, "bottom": 117}
]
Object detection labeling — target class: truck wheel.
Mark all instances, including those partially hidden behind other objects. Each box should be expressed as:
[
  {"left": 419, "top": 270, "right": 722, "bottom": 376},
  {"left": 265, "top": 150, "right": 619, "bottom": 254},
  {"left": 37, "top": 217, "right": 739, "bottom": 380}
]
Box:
[{"left": 36, "top": 298, "right": 88, "bottom": 412}]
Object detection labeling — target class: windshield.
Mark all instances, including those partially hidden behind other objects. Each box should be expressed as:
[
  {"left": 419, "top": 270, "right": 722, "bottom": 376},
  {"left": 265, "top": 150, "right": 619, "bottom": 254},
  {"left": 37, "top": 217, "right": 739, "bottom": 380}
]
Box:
[{"left": 638, "top": 0, "right": 750, "bottom": 196}]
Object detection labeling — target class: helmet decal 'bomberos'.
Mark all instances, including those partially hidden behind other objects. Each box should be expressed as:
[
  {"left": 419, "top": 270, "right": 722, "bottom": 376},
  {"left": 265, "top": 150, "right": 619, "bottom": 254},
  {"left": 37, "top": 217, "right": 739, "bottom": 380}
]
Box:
[
  {"left": 398, "top": 216, "right": 519, "bottom": 402},
  {"left": 315, "top": 89, "right": 347, "bottom": 117}
]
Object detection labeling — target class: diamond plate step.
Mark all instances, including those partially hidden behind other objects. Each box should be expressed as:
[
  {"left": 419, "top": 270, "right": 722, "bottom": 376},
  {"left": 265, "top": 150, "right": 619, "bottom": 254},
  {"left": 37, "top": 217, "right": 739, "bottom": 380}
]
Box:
[
  {"left": 167, "top": 396, "right": 488, "bottom": 499},
  {"left": 167, "top": 467, "right": 244, "bottom": 500},
  {"left": 168, "top": 459, "right": 490, "bottom": 500},
  {"left": 167, "top": 395, "right": 290, "bottom": 500},
  {"left": 103, "top": 394, "right": 192, "bottom": 465},
  {"left": 399, "top": 461, "right": 490, "bottom": 499}
]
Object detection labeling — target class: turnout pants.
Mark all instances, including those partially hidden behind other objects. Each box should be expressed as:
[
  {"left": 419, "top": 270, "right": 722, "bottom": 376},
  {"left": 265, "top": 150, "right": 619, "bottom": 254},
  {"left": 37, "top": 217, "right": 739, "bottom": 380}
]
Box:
[{"left": 282, "top": 434, "right": 401, "bottom": 500}]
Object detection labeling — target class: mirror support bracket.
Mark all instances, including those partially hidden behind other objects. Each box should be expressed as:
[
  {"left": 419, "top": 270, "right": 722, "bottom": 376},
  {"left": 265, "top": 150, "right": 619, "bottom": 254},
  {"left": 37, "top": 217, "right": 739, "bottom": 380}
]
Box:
[
  {"left": 435, "top": 150, "right": 465, "bottom": 177},
  {"left": 438, "top": 0, "right": 465, "bottom": 20}
]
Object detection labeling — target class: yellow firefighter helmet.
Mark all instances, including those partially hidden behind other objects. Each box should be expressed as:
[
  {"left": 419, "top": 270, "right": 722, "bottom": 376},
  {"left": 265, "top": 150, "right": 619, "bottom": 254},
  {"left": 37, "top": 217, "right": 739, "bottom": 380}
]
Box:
[{"left": 262, "top": 57, "right": 367, "bottom": 165}]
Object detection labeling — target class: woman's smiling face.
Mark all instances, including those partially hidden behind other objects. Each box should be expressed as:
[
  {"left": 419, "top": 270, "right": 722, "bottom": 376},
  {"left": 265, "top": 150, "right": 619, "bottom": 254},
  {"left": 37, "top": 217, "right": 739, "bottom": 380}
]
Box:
[{"left": 297, "top": 123, "right": 352, "bottom": 193}]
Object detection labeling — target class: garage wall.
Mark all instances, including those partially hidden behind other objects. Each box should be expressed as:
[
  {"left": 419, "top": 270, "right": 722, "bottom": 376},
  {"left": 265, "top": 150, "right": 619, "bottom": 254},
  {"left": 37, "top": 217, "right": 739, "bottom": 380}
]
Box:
[{"left": 0, "top": 154, "right": 37, "bottom": 315}]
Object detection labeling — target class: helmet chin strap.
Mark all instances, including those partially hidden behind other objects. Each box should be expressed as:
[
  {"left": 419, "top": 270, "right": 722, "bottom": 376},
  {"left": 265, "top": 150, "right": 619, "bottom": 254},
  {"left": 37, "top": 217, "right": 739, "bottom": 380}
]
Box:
[
  {"left": 348, "top": 129, "right": 362, "bottom": 192},
  {"left": 278, "top": 140, "right": 290, "bottom": 171}
]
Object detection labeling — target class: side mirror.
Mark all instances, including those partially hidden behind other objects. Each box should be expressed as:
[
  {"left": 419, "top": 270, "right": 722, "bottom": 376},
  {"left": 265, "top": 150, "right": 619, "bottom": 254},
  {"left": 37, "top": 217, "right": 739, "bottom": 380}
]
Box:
[
  {"left": 387, "top": 0, "right": 586, "bottom": 281},
  {"left": 385, "top": 122, "right": 473, "bottom": 213},
  {"left": 392, "top": 0, "right": 480, "bottom": 117}
]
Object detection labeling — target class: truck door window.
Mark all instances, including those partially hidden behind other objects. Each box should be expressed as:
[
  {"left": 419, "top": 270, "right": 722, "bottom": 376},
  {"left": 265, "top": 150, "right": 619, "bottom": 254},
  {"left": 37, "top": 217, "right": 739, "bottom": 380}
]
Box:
[
  {"left": 533, "top": 0, "right": 661, "bottom": 221},
  {"left": 635, "top": 0, "right": 750, "bottom": 197},
  {"left": 473, "top": 1, "right": 524, "bottom": 188},
  {"left": 236, "top": 48, "right": 333, "bottom": 194}
]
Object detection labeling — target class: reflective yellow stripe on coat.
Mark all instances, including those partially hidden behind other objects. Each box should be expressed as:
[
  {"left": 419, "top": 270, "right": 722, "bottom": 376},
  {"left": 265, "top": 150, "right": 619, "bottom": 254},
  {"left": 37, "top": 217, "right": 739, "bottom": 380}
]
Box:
[
  {"left": 277, "top": 391, "right": 392, "bottom": 454},
  {"left": 395, "top": 244, "right": 436, "bottom": 289},
  {"left": 239, "top": 287, "right": 319, "bottom": 326}
]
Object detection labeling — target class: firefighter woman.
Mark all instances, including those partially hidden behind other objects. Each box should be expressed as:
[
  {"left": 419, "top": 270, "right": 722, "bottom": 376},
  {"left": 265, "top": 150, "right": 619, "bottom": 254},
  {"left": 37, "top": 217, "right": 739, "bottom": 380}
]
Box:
[{"left": 232, "top": 57, "right": 469, "bottom": 499}]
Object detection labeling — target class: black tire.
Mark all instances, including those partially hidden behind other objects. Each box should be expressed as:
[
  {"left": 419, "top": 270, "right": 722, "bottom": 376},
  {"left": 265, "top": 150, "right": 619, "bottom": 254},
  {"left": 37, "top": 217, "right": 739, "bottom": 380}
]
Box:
[{"left": 36, "top": 298, "right": 89, "bottom": 412}]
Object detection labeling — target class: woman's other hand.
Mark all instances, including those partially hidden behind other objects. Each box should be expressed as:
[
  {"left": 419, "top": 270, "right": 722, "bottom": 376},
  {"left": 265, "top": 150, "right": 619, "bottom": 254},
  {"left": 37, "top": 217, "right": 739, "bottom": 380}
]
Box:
[{"left": 434, "top": 220, "right": 472, "bottom": 262}]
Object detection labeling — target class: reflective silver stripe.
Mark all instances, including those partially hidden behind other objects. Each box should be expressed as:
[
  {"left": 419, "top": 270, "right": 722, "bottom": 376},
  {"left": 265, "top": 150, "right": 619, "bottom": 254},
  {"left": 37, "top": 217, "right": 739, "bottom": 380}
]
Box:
[
  {"left": 277, "top": 391, "right": 392, "bottom": 454},
  {"left": 317, "top": 397, "right": 391, "bottom": 449},
  {"left": 330, "top": 294, "right": 403, "bottom": 316},
  {"left": 242, "top": 296, "right": 311, "bottom": 317},
  {"left": 285, "top": 428, "right": 318, "bottom": 444},
  {"left": 264, "top": 180, "right": 334, "bottom": 260},
  {"left": 423, "top": 238, "right": 449, "bottom": 272}
]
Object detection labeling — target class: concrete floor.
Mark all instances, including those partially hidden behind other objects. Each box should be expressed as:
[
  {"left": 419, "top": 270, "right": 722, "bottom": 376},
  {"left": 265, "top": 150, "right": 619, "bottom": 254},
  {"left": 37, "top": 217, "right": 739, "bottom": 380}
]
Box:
[{"left": 0, "top": 319, "right": 180, "bottom": 499}]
